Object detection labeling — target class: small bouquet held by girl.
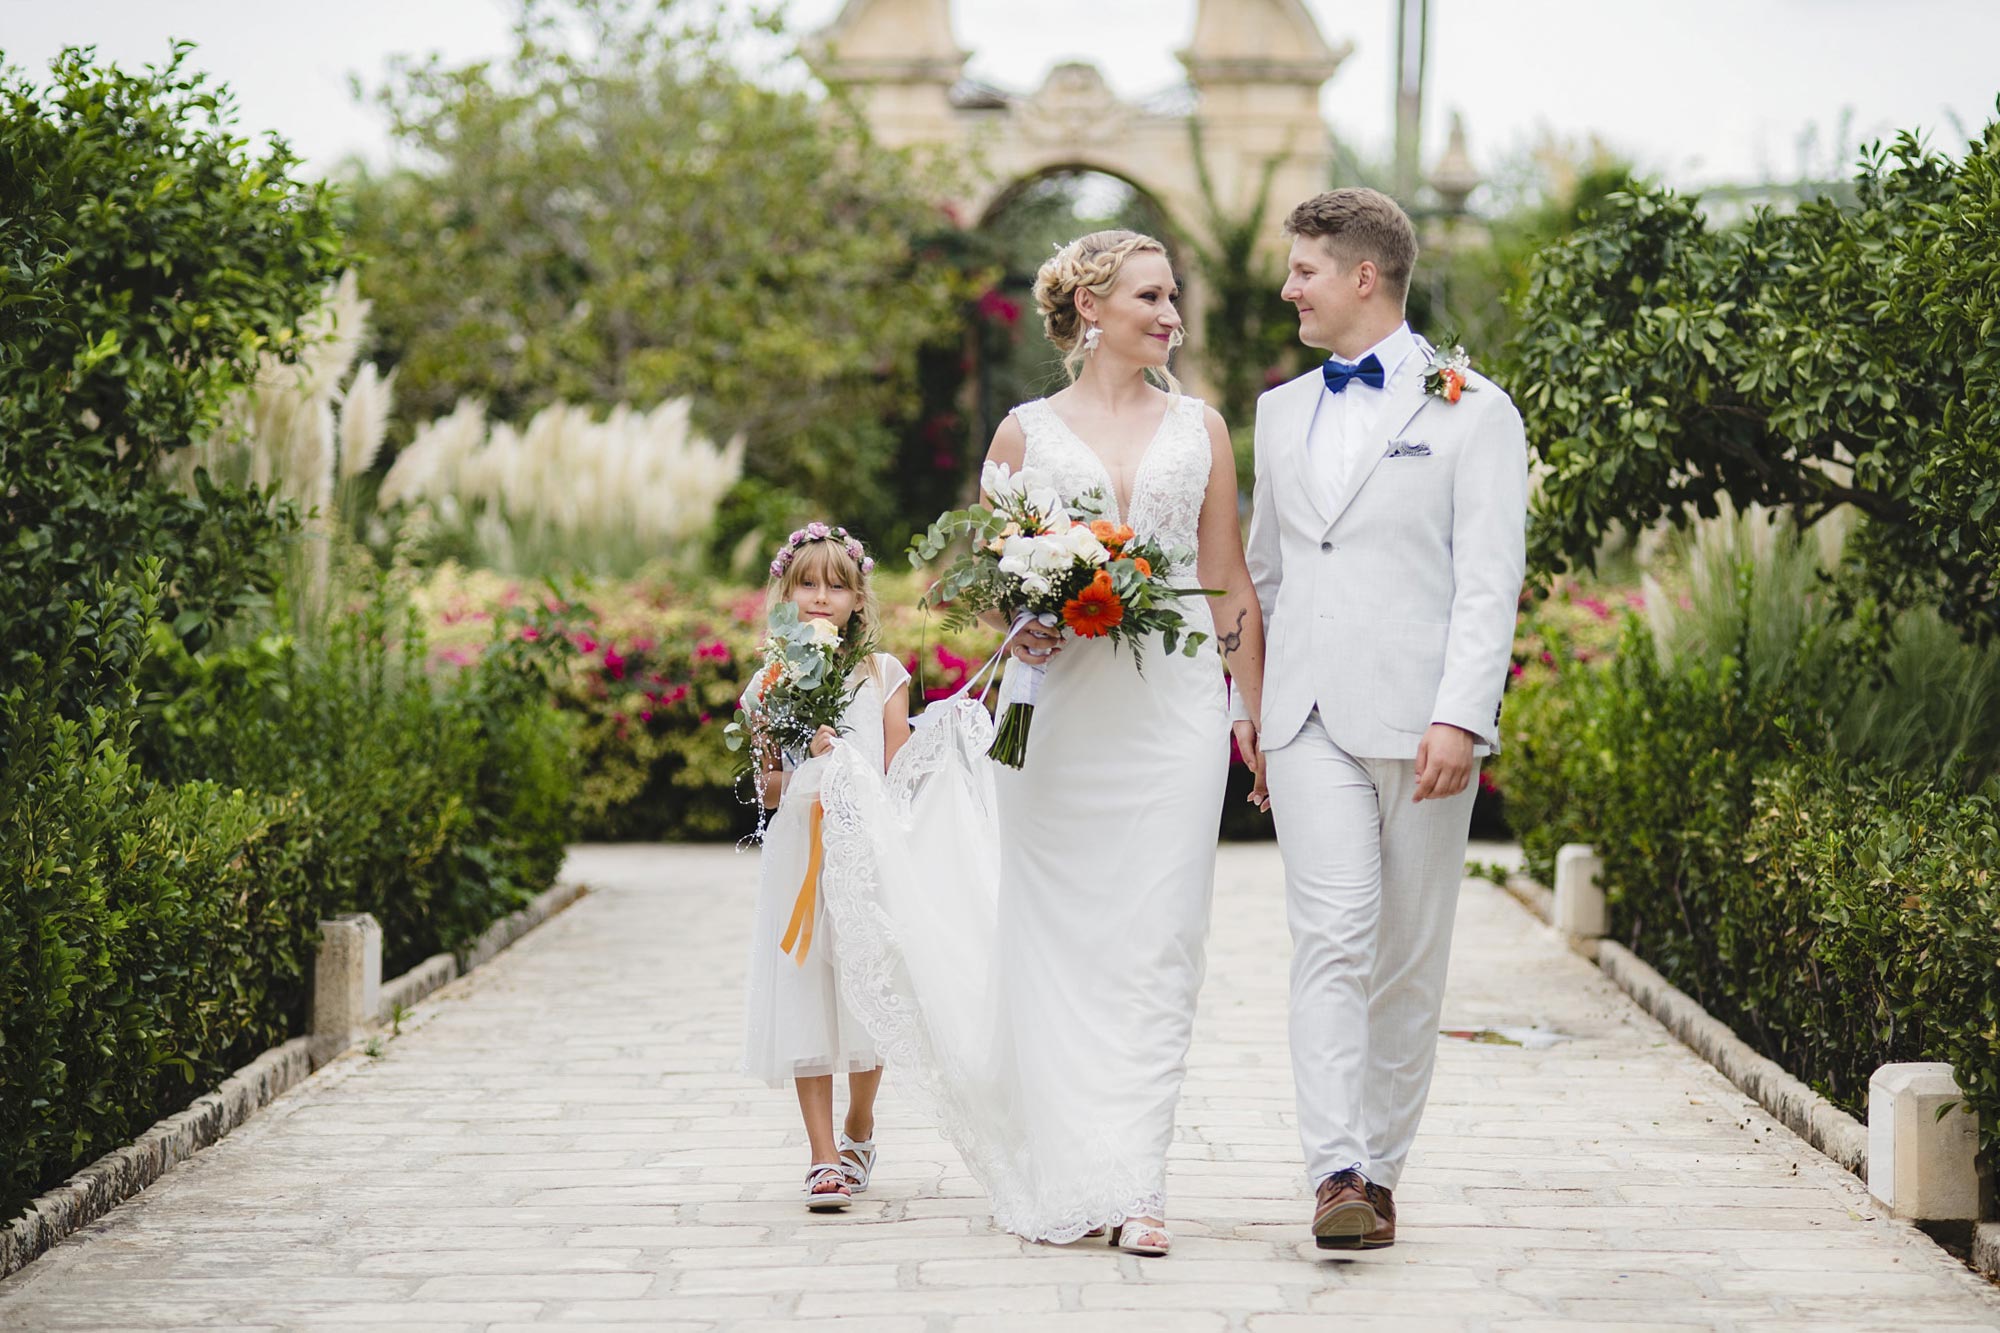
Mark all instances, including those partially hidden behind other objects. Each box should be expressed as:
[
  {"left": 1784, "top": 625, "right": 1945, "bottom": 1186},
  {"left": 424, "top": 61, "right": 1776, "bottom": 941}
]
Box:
[
  {"left": 725, "top": 602, "right": 868, "bottom": 781},
  {"left": 911, "top": 461, "right": 1211, "bottom": 766}
]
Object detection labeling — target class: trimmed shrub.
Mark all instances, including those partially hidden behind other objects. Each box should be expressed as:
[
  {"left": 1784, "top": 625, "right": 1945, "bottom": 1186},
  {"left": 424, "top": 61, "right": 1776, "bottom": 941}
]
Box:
[{"left": 1498, "top": 589, "right": 2000, "bottom": 1146}]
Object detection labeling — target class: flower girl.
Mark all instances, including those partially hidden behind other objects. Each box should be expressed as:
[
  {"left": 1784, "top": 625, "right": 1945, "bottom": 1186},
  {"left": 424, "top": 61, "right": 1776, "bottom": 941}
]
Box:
[{"left": 739, "top": 524, "right": 911, "bottom": 1211}]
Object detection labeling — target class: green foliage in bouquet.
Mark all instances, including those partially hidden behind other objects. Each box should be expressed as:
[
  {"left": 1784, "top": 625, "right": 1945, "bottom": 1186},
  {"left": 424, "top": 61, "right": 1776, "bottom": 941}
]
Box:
[
  {"left": 910, "top": 476, "right": 1209, "bottom": 667},
  {"left": 724, "top": 603, "right": 871, "bottom": 767}
]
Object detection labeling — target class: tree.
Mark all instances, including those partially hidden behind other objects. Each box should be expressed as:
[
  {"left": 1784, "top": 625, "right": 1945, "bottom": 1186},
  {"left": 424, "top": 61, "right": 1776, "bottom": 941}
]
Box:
[
  {"left": 0, "top": 44, "right": 345, "bottom": 710},
  {"left": 343, "top": 0, "right": 980, "bottom": 545},
  {"left": 1512, "top": 111, "right": 2000, "bottom": 635}
]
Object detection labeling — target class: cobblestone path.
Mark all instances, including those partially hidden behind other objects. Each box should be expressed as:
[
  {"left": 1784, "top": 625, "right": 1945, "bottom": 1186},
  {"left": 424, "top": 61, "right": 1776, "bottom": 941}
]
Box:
[{"left": 4, "top": 843, "right": 1996, "bottom": 1331}]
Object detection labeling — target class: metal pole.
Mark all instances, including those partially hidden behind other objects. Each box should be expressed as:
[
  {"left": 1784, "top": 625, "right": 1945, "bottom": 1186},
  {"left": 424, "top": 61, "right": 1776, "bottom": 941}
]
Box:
[{"left": 1393, "top": 0, "right": 1429, "bottom": 200}]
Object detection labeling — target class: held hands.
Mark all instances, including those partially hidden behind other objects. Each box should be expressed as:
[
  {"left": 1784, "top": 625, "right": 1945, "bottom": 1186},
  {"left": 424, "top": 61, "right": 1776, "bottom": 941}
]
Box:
[
  {"left": 1234, "top": 721, "right": 1272, "bottom": 813},
  {"left": 1413, "top": 723, "right": 1476, "bottom": 802},
  {"left": 808, "top": 725, "right": 839, "bottom": 758}
]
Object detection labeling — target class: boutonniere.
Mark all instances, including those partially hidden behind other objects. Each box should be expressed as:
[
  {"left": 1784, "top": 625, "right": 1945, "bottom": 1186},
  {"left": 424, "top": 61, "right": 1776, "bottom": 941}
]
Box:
[{"left": 1422, "top": 344, "right": 1476, "bottom": 404}]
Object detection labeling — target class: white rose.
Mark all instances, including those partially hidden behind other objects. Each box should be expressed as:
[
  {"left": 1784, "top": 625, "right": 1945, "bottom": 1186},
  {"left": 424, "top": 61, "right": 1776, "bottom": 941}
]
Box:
[
  {"left": 1062, "top": 524, "right": 1109, "bottom": 564},
  {"left": 1019, "top": 571, "right": 1053, "bottom": 599},
  {"left": 805, "top": 617, "right": 842, "bottom": 647},
  {"left": 1028, "top": 534, "right": 1072, "bottom": 572},
  {"left": 996, "top": 534, "right": 1037, "bottom": 579}
]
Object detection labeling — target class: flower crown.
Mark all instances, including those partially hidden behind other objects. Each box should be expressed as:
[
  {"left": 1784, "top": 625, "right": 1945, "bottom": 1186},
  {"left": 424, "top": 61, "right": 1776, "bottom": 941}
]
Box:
[{"left": 769, "top": 521, "right": 875, "bottom": 581}]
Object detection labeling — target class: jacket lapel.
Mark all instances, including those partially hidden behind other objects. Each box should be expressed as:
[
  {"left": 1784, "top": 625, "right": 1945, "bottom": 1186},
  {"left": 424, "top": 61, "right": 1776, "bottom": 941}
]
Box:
[
  {"left": 1278, "top": 370, "right": 1334, "bottom": 529},
  {"left": 1321, "top": 343, "right": 1432, "bottom": 532}
]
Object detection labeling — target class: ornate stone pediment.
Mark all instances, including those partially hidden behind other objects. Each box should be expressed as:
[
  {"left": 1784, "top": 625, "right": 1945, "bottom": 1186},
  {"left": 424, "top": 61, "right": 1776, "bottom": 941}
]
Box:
[{"left": 1014, "top": 63, "right": 1135, "bottom": 147}]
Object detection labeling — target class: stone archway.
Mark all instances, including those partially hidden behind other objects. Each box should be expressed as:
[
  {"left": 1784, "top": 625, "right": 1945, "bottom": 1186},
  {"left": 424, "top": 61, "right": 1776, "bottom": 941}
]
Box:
[{"left": 808, "top": 0, "right": 1351, "bottom": 397}]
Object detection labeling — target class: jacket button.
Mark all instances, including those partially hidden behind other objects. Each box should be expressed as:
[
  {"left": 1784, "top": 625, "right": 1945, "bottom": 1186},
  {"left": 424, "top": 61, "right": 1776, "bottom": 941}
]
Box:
[{"left": 1320, "top": 541, "right": 1333, "bottom": 553}]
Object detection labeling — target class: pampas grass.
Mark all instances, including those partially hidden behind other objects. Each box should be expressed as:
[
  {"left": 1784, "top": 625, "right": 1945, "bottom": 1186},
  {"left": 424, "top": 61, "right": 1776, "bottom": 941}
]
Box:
[
  {"left": 1646, "top": 503, "right": 2000, "bottom": 784},
  {"left": 378, "top": 398, "right": 743, "bottom": 578},
  {"left": 161, "top": 270, "right": 397, "bottom": 634}
]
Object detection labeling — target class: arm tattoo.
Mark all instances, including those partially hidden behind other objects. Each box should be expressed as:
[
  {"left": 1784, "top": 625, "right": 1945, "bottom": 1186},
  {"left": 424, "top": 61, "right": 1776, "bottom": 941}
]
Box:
[{"left": 1219, "top": 608, "right": 1247, "bottom": 655}]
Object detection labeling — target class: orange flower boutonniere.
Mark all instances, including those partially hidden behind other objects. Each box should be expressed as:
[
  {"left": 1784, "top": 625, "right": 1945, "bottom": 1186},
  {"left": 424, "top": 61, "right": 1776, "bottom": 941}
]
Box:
[{"left": 1423, "top": 344, "right": 1476, "bottom": 404}]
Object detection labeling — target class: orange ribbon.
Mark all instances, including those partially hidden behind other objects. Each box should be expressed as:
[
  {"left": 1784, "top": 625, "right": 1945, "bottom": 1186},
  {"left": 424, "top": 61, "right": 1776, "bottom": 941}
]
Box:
[{"left": 779, "top": 797, "right": 825, "bottom": 967}]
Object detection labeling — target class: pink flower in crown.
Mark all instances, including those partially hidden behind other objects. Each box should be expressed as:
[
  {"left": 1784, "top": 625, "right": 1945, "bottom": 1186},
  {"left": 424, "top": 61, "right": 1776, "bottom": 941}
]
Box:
[
  {"left": 805, "top": 522, "right": 831, "bottom": 540},
  {"left": 788, "top": 529, "right": 807, "bottom": 544}
]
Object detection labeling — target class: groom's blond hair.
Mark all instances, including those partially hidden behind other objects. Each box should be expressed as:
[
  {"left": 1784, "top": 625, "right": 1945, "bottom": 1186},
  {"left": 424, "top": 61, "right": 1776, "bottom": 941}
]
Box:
[{"left": 1285, "top": 189, "right": 1418, "bottom": 298}]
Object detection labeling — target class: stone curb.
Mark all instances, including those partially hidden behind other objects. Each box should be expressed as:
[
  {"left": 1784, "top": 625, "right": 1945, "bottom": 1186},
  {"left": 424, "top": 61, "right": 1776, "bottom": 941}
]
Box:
[
  {"left": 378, "top": 952, "right": 457, "bottom": 1026},
  {"left": 0, "top": 1038, "right": 313, "bottom": 1281},
  {"left": 1498, "top": 870, "right": 2000, "bottom": 1284},
  {"left": 1499, "top": 872, "right": 1867, "bottom": 1172},
  {"left": 461, "top": 879, "right": 589, "bottom": 972},
  {"left": 0, "top": 878, "right": 590, "bottom": 1280}
]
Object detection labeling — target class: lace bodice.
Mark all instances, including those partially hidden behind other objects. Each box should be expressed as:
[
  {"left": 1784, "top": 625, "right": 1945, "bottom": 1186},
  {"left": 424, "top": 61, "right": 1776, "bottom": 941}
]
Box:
[{"left": 1011, "top": 395, "right": 1212, "bottom": 562}]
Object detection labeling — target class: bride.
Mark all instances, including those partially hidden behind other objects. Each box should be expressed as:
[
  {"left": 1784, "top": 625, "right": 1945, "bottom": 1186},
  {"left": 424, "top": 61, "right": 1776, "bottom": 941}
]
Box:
[{"left": 817, "top": 230, "right": 1266, "bottom": 1257}]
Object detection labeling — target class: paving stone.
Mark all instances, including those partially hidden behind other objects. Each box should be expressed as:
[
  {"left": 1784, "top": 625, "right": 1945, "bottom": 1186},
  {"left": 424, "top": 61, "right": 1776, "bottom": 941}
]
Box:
[{"left": 1, "top": 843, "right": 1995, "bottom": 1329}]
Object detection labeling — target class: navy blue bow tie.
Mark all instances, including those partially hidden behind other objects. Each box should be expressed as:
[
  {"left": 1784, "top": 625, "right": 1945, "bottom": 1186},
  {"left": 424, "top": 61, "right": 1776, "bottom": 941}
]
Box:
[{"left": 1322, "top": 354, "right": 1385, "bottom": 395}]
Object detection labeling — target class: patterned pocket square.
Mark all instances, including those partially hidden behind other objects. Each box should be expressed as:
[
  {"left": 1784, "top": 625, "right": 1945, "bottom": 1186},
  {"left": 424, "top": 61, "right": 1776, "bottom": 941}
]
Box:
[{"left": 1384, "top": 439, "right": 1432, "bottom": 458}]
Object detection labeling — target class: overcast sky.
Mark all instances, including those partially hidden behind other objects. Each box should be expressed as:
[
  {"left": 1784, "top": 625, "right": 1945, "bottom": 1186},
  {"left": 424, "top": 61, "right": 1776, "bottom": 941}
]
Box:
[{"left": 4, "top": 0, "right": 1995, "bottom": 193}]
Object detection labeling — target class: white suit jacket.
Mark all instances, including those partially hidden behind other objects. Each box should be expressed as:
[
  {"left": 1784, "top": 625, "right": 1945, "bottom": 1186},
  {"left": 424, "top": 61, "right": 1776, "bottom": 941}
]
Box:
[{"left": 1234, "top": 340, "right": 1528, "bottom": 759}]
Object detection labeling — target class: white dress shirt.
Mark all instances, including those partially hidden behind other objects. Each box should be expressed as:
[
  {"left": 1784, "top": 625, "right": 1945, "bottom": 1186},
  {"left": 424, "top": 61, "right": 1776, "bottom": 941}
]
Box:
[{"left": 1309, "top": 322, "right": 1418, "bottom": 511}]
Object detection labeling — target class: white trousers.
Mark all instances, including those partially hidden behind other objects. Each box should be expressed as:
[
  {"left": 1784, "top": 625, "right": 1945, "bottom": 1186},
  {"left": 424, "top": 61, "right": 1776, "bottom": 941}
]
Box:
[{"left": 1264, "top": 710, "right": 1477, "bottom": 1190}]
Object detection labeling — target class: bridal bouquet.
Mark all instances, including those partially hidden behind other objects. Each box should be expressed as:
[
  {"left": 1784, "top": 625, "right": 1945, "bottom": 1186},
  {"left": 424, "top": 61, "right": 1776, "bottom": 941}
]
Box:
[
  {"left": 724, "top": 603, "right": 867, "bottom": 776},
  {"left": 910, "top": 461, "right": 1210, "bottom": 767}
]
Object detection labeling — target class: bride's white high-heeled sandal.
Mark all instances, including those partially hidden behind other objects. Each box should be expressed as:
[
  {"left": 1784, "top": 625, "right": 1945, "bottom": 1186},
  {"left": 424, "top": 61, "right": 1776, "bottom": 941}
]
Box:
[
  {"left": 1109, "top": 1218, "right": 1171, "bottom": 1257},
  {"left": 836, "top": 1131, "right": 877, "bottom": 1192}
]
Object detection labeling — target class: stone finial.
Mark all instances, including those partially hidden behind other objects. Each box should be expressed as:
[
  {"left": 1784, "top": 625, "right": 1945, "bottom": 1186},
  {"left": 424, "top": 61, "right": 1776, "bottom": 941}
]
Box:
[
  {"left": 1430, "top": 112, "right": 1481, "bottom": 216},
  {"left": 1180, "top": 0, "right": 1351, "bottom": 86},
  {"left": 1552, "top": 843, "right": 1608, "bottom": 940},
  {"left": 809, "top": 0, "right": 967, "bottom": 85},
  {"left": 311, "top": 913, "right": 383, "bottom": 1062},
  {"left": 1868, "top": 1063, "right": 1981, "bottom": 1222}
]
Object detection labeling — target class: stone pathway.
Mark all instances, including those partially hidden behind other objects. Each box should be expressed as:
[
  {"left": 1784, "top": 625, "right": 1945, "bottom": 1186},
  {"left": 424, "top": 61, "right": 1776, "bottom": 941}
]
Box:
[{"left": 4, "top": 842, "right": 1996, "bottom": 1331}]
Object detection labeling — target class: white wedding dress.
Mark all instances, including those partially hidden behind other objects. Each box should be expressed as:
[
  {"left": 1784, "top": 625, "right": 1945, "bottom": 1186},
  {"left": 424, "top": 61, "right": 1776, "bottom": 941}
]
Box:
[{"left": 818, "top": 393, "right": 1229, "bottom": 1241}]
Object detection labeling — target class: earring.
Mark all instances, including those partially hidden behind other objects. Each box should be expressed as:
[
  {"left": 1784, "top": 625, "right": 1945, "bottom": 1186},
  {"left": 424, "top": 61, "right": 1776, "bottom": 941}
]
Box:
[
  {"left": 1167, "top": 328, "right": 1185, "bottom": 351},
  {"left": 1082, "top": 324, "right": 1101, "bottom": 353}
]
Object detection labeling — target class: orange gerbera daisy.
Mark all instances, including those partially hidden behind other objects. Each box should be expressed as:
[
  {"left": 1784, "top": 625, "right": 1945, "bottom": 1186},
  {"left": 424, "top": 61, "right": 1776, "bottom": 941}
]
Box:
[{"left": 1063, "top": 570, "right": 1124, "bottom": 637}]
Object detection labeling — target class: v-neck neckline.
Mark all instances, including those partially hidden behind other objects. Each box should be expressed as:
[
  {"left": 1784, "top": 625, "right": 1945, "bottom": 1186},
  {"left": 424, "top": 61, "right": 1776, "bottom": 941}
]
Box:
[{"left": 1039, "top": 397, "right": 1176, "bottom": 527}]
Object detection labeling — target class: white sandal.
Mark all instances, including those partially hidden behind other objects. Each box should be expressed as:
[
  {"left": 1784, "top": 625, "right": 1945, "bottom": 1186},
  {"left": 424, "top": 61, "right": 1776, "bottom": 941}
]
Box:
[
  {"left": 805, "top": 1162, "right": 852, "bottom": 1212},
  {"left": 836, "top": 1131, "right": 877, "bottom": 1192},
  {"left": 1109, "top": 1218, "right": 1171, "bottom": 1257}
]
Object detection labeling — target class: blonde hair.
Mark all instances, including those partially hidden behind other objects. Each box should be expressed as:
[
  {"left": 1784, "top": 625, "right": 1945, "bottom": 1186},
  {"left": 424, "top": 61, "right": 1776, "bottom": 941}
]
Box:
[
  {"left": 769, "top": 531, "right": 880, "bottom": 655},
  {"left": 1032, "top": 229, "right": 1182, "bottom": 395}
]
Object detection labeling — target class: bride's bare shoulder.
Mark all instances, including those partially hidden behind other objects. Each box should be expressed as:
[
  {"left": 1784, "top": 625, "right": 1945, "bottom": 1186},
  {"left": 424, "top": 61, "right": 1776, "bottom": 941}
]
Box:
[{"left": 985, "top": 411, "right": 1027, "bottom": 469}]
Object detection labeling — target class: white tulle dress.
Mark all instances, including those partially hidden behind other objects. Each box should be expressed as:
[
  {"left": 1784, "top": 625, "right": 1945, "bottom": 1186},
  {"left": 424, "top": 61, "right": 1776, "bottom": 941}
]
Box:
[
  {"left": 818, "top": 394, "right": 1230, "bottom": 1241},
  {"left": 741, "top": 652, "right": 910, "bottom": 1085}
]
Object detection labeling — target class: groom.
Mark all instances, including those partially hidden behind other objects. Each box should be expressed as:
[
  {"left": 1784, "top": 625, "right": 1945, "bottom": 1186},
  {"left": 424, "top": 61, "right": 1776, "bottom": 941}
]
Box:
[{"left": 1232, "top": 188, "right": 1527, "bottom": 1249}]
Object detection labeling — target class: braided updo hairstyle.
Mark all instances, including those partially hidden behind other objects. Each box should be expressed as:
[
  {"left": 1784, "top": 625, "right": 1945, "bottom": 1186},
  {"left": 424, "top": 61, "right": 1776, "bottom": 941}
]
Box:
[{"left": 1032, "top": 229, "right": 1182, "bottom": 393}]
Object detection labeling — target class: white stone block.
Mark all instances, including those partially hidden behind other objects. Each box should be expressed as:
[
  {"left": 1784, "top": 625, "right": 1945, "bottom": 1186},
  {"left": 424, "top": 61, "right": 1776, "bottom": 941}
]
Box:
[
  {"left": 1552, "top": 843, "right": 1607, "bottom": 939},
  {"left": 1867, "top": 1062, "right": 1980, "bottom": 1221},
  {"left": 312, "top": 913, "right": 383, "bottom": 1061}
]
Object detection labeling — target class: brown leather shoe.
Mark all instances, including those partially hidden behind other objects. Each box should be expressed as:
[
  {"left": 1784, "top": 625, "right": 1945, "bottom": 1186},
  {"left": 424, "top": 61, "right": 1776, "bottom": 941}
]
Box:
[
  {"left": 1312, "top": 1168, "right": 1382, "bottom": 1250},
  {"left": 1360, "top": 1181, "right": 1396, "bottom": 1248}
]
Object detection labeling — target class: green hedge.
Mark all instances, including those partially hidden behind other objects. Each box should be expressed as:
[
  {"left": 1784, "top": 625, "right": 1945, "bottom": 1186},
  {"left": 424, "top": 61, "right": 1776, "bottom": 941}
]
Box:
[
  {"left": 1, "top": 591, "right": 578, "bottom": 1219},
  {"left": 1497, "top": 614, "right": 2000, "bottom": 1146}
]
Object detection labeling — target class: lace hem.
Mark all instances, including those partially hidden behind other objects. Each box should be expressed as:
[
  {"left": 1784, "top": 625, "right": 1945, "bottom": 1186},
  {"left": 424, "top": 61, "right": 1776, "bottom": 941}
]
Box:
[{"left": 818, "top": 699, "right": 1010, "bottom": 1188}]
